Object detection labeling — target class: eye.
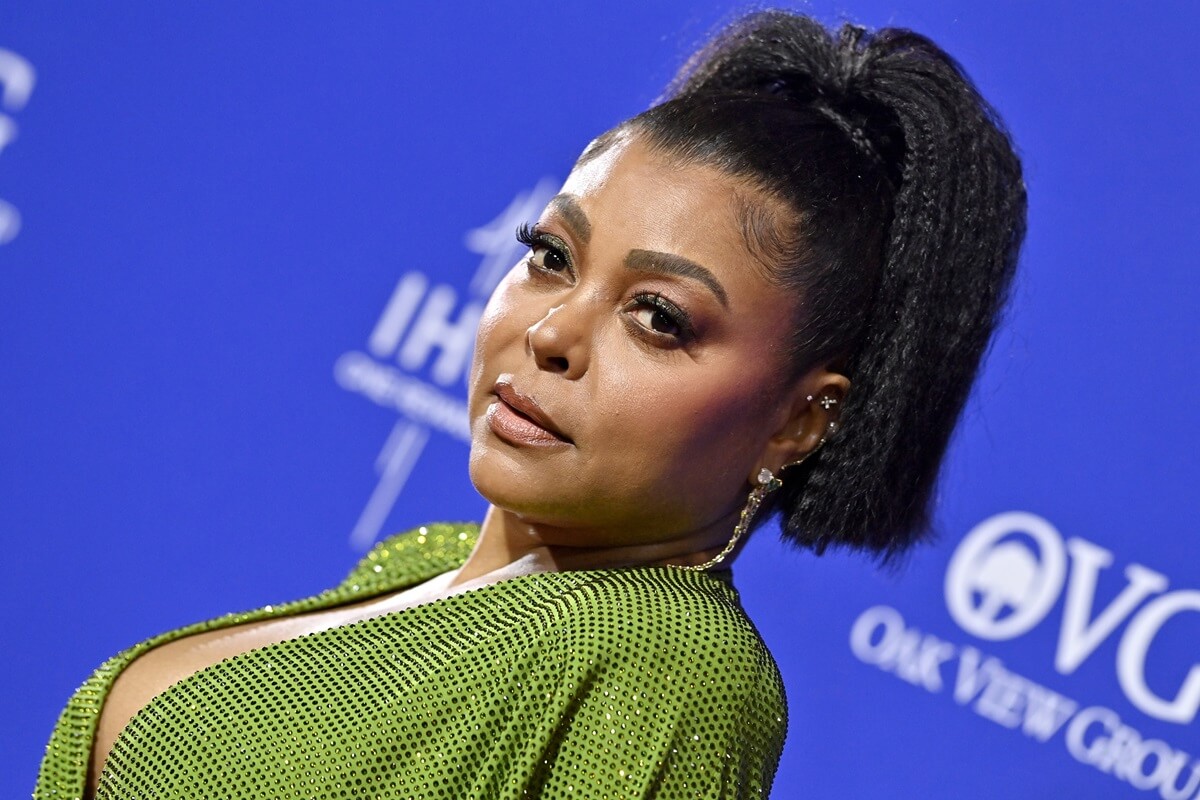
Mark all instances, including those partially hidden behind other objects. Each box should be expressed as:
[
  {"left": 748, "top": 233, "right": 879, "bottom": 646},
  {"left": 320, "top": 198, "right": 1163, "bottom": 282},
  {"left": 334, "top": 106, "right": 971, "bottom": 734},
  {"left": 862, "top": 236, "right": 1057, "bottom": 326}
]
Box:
[
  {"left": 531, "top": 244, "right": 570, "bottom": 273},
  {"left": 627, "top": 292, "right": 693, "bottom": 341},
  {"left": 516, "top": 223, "right": 572, "bottom": 274},
  {"left": 631, "top": 306, "right": 681, "bottom": 336}
]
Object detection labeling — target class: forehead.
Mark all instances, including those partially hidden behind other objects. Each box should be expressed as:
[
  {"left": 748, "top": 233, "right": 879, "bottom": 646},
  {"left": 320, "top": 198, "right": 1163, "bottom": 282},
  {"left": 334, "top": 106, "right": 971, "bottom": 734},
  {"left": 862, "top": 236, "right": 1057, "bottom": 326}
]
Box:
[{"left": 557, "top": 134, "right": 786, "bottom": 287}]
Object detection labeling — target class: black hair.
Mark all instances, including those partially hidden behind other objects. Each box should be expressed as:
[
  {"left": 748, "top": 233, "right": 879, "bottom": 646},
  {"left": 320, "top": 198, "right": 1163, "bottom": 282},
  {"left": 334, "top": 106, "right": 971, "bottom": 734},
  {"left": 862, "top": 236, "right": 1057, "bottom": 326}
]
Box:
[{"left": 606, "top": 11, "right": 1027, "bottom": 559}]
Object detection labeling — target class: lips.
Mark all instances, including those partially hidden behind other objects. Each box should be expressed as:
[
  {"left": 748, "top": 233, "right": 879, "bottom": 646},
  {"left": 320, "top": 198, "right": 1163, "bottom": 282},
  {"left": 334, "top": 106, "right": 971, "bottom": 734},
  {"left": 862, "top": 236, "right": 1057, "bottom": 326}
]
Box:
[{"left": 489, "top": 380, "right": 573, "bottom": 446}]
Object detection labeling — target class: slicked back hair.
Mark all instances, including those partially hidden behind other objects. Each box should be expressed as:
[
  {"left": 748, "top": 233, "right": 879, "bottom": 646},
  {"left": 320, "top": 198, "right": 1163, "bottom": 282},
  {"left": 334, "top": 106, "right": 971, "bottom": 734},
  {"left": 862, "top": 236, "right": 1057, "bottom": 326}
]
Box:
[{"left": 607, "top": 11, "right": 1026, "bottom": 560}]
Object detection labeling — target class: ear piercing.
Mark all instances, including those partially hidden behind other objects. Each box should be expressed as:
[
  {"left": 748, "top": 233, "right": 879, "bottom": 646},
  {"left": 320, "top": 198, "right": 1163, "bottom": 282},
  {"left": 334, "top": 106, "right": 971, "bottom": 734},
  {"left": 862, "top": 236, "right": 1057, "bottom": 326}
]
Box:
[
  {"left": 673, "top": 396, "right": 841, "bottom": 572},
  {"left": 755, "top": 467, "right": 782, "bottom": 492},
  {"left": 673, "top": 452, "right": 816, "bottom": 572}
]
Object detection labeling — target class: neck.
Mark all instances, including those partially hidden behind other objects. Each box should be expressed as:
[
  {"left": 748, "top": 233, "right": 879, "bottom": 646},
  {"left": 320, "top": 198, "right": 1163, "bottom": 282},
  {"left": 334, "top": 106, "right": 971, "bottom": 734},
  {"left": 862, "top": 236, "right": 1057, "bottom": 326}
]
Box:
[{"left": 450, "top": 505, "right": 742, "bottom": 588}]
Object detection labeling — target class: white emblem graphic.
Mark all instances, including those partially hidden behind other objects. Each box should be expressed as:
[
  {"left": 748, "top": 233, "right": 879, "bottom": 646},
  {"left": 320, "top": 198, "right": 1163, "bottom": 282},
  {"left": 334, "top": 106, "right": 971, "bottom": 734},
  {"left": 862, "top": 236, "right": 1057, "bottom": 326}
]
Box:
[
  {"left": 851, "top": 512, "right": 1200, "bottom": 796},
  {"left": 336, "top": 177, "right": 559, "bottom": 550},
  {"left": 0, "top": 48, "right": 36, "bottom": 245},
  {"left": 945, "top": 511, "right": 1067, "bottom": 639},
  {"left": 945, "top": 511, "right": 1200, "bottom": 725}
]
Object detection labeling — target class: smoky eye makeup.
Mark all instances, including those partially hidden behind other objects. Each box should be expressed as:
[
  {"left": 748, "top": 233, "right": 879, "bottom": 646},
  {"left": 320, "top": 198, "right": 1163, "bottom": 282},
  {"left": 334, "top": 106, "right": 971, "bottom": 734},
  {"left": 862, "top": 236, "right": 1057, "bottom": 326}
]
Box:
[
  {"left": 515, "top": 222, "right": 574, "bottom": 274},
  {"left": 514, "top": 220, "right": 704, "bottom": 346},
  {"left": 622, "top": 290, "right": 697, "bottom": 345}
]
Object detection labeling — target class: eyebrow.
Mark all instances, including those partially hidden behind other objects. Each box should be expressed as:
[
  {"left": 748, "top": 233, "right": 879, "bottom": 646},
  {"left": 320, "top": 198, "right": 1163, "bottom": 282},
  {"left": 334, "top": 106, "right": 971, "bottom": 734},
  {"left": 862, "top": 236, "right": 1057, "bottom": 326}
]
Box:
[
  {"left": 625, "top": 249, "right": 730, "bottom": 308},
  {"left": 547, "top": 194, "right": 591, "bottom": 244},
  {"left": 546, "top": 192, "right": 729, "bottom": 308}
]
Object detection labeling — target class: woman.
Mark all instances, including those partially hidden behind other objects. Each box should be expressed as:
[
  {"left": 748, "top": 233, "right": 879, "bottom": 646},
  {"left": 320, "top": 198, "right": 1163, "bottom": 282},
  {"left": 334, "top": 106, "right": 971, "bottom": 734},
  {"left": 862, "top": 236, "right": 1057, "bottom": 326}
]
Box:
[{"left": 35, "top": 9, "right": 1024, "bottom": 799}]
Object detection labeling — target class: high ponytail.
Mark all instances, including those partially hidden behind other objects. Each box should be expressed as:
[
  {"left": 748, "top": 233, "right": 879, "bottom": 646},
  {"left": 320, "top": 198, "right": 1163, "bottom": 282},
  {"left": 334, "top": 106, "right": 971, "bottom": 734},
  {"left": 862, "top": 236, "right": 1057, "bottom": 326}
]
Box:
[{"left": 618, "top": 11, "right": 1026, "bottom": 559}]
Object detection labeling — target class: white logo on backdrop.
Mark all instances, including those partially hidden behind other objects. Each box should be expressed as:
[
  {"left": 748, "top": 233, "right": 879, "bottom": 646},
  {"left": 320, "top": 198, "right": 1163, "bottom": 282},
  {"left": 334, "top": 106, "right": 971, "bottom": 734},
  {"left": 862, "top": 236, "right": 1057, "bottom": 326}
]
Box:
[
  {"left": 946, "top": 512, "right": 1196, "bottom": 725},
  {"left": 0, "top": 48, "right": 36, "bottom": 245},
  {"left": 851, "top": 512, "right": 1200, "bottom": 798},
  {"left": 335, "top": 177, "right": 559, "bottom": 550},
  {"left": 945, "top": 511, "right": 1068, "bottom": 640}
]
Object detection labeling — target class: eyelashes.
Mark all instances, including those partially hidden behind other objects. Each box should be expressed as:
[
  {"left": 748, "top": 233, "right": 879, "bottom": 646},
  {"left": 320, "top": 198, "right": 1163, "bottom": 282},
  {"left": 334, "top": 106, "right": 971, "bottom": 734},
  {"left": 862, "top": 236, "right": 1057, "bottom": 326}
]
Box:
[
  {"left": 514, "top": 223, "right": 696, "bottom": 344},
  {"left": 515, "top": 222, "right": 572, "bottom": 273},
  {"left": 626, "top": 292, "right": 694, "bottom": 340},
  {"left": 514, "top": 221, "right": 537, "bottom": 246}
]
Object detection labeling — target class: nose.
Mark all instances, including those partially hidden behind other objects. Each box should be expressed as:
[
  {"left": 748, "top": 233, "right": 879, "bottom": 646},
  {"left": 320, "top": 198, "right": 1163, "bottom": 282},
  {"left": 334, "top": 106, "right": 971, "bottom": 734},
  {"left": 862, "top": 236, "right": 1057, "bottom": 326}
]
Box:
[{"left": 527, "top": 302, "right": 590, "bottom": 379}]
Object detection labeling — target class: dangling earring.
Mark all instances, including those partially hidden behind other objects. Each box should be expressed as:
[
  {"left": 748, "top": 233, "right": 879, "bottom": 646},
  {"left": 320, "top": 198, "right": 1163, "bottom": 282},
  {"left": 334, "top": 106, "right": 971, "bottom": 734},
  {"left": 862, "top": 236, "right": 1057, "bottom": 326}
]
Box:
[
  {"left": 672, "top": 468, "right": 778, "bottom": 572},
  {"left": 676, "top": 445, "right": 821, "bottom": 572}
]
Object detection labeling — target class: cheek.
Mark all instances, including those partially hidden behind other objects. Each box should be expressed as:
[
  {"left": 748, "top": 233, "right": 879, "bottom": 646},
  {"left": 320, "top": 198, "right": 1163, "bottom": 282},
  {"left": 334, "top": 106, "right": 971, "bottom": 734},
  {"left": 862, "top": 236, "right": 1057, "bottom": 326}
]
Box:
[
  {"left": 469, "top": 270, "right": 530, "bottom": 390},
  {"left": 479, "top": 268, "right": 526, "bottom": 340},
  {"left": 602, "top": 362, "right": 776, "bottom": 492},
  {"left": 675, "top": 380, "right": 767, "bottom": 463}
]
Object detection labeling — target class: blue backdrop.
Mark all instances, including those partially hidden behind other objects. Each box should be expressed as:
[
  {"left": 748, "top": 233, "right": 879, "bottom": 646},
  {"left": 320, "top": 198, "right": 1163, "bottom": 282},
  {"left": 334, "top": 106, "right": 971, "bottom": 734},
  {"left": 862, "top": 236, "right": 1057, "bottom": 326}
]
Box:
[{"left": 3, "top": 3, "right": 1198, "bottom": 798}]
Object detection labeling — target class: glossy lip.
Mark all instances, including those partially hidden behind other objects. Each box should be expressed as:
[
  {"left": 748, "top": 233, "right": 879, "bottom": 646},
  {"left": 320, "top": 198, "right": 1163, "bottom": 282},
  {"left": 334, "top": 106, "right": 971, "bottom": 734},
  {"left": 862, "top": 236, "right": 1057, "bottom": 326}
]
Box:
[{"left": 489, "top": 380, "right": 573, "bottom": 446}]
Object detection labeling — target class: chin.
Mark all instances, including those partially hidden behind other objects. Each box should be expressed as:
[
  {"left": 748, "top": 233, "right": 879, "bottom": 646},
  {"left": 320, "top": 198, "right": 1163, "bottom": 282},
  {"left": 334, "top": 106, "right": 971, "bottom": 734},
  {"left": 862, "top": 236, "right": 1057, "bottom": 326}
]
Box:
[
  {"left": 469, "top": 445, "right": 564, "bottom": 521},
  {"left": 468, "top": 451, "right": 681, "bottom": 547},
  {"left": 468, "top": 438, "right": 547, "bottom": 510}
]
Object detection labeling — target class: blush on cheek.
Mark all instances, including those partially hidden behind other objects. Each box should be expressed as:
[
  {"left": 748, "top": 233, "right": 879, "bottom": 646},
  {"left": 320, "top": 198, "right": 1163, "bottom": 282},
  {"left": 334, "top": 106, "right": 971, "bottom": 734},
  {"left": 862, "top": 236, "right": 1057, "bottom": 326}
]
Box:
[{"left": 660, "top": 380, "right": 773, "bottom": 491}]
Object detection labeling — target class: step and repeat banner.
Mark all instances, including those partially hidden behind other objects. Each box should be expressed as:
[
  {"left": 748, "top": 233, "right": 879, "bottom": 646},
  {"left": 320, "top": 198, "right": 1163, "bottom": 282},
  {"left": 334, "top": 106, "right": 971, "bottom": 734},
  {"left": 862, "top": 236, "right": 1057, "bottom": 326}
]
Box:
[{"left": 2, "top": 3, "right": 1196, "bottom": 798}]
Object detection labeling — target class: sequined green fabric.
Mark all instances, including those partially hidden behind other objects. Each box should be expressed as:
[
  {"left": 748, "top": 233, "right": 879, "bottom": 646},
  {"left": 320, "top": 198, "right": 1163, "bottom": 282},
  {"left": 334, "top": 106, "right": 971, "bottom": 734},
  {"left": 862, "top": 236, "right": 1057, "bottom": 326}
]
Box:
[{"left": 35, "top": 523, "right": 786, "bottom": 799}]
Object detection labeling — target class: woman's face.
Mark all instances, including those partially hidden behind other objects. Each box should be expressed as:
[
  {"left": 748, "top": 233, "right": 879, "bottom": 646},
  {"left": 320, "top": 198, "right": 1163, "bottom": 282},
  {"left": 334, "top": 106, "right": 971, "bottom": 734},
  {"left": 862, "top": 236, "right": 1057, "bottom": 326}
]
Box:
[{"left": 467, "top": 132, "right": 824, "bottom": 548}]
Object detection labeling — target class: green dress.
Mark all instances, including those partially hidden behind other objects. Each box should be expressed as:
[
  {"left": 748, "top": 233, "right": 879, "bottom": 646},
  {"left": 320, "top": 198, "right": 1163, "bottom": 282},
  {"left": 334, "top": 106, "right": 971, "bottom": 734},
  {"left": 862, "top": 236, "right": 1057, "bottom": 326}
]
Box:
[{"left": 34, "top": 523, "right": 787, "bottom": 799}]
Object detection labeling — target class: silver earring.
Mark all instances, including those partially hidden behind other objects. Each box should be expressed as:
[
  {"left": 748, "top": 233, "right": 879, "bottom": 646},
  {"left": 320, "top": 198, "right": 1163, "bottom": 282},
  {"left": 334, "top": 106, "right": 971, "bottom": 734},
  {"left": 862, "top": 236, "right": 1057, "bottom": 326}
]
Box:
[
  {"left": 675, "top": 467, "right": 782, "bottom": 572},
  {"left": 819, "top": 396, "right": 838, "bottom": 410}
]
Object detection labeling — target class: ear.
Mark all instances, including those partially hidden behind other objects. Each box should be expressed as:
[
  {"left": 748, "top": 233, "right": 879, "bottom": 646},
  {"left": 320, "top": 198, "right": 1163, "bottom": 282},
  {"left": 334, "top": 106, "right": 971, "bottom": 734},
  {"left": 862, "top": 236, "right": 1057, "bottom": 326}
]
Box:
[{"left": 748, "top": 365, "right": 851, "bottom": 484}]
